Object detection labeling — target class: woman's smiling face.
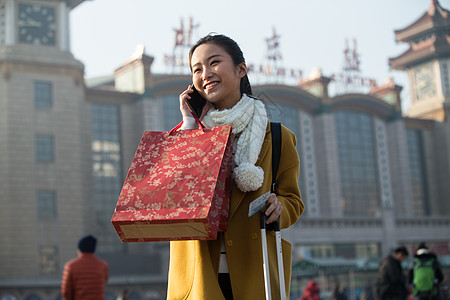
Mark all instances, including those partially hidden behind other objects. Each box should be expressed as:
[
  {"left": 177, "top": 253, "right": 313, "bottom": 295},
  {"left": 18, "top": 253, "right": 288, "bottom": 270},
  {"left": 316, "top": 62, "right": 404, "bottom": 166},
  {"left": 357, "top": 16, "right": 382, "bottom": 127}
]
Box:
[{"left": 190, "top": 43, "right": 246, "bottom": 110}]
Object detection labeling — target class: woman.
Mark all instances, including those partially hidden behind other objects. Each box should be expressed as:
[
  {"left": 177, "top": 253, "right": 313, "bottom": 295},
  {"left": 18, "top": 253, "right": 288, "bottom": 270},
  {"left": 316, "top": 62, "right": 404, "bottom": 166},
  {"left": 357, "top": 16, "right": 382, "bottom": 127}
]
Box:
[{"left": 167, "top": 34, "right": 304, "bottom": 300}]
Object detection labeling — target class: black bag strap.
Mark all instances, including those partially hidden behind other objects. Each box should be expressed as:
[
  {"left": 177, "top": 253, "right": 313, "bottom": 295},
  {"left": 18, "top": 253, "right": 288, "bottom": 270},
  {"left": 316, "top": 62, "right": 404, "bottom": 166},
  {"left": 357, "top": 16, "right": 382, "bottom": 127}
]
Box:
[
  {"left": 263, "top": 122, "right": 282, "bottom": 231},
  {"left": 271, "top": 122, "right": 282, "bottom": 194}
]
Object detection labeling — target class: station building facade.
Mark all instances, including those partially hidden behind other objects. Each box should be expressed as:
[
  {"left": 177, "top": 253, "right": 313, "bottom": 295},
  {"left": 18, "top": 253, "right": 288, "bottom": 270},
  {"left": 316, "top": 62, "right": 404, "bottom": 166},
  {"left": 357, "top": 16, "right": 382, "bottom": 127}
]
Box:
[{"left": 0, "top": 0, "right": 449, "bottom": 299}]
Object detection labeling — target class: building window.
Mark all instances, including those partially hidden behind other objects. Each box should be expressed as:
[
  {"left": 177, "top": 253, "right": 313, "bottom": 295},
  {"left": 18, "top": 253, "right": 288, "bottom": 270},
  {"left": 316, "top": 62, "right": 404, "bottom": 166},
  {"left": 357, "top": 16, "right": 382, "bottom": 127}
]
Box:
[
  {"left": 442, "top": 63, "right": 449, "bottom": 96},
  {"left": 356, "top": 243, "right": 380, "bottom": 258},
  {"left": 264, "top": 101, "right": 300, "bottom": 140},
  {"left": 294, "top": 242, "right": 380, "bottom": 260},
  {"left": 40, "top": 245, "right": 58, "bottom": 275},
  {"left": 263, "top": 99, "right": 306, "bottom": 198},
  {"left": 34, "top": 81, "right": 52, "bottom": 107},
  {"left": 406, "top": 129, "right": 429, "bottom": 215},
  {"left": 162, "top": 95, "right": 182, "bottom": 131},
  {"left": 37, "top": 190, "right": 57, "bottom": 218},
  {"left": 35, "top": 135, "right": 54, "bottom": 162},
  {"left": 335, "top": 111, "right": 379, "bottom": 216},
  {"left": 0, "top": 2, "right": 5, "bottom": 45},
  {"left": 403, "top": 241, "right": 450, "bottom": 256},
  {"left": 91, "top": 103, "right": 123, "bottom": 253}
]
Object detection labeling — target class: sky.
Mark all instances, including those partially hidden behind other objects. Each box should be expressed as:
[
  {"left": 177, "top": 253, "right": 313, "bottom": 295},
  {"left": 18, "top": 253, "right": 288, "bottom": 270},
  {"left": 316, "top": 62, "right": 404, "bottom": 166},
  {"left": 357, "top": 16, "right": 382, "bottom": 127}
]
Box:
[{"left": 69, "top": 0, "right": 450, "bottom": 112}]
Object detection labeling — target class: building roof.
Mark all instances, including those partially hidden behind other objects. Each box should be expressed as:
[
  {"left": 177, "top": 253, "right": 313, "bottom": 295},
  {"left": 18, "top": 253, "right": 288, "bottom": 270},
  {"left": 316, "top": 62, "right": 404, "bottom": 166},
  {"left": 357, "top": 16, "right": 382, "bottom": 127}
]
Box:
[
  {"left": 68, "top": 0, "right": 89, "bottom": 9},
  {"left": 394, "top": 0, "right": 449, "bottom": 43},
  {"left": 389, "top": 35, "right": 450, "bottom": 70},
  {"left": 389, "top": 0, "right": 450, "bottom": 70},
  {"left": 330, "top": 93, "right": 396, "bottom": 120}
]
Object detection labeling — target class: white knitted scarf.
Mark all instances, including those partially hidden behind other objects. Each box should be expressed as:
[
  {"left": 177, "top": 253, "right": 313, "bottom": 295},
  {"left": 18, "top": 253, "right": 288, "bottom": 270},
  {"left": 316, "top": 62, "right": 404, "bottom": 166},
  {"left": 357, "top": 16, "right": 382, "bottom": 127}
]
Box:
[{"left": 203, "top": 93, "right": 268, "bottom": 192}]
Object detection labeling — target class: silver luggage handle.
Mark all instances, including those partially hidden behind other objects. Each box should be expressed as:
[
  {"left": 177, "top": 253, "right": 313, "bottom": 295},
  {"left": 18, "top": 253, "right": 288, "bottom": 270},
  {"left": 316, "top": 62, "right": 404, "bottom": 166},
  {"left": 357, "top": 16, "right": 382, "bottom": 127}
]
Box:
[{"left": 260, "top": 215, "right": 286, "bottom": 300}]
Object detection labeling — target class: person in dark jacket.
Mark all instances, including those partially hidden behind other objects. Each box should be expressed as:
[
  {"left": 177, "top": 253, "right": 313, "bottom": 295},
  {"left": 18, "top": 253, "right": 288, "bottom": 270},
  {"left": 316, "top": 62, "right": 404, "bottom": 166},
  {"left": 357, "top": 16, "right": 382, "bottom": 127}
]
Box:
[
  {"left": 331, "top": 284, "right": 348, "bottom": 300},
  {"left": 408, "top": 242, "right": 444, "bottom": 300},
  {"left": 61, "top": 235, "right": 109, "bottom": 300},
  {"left": 375, "top": 246, "right": 409, "bottom": 300}
]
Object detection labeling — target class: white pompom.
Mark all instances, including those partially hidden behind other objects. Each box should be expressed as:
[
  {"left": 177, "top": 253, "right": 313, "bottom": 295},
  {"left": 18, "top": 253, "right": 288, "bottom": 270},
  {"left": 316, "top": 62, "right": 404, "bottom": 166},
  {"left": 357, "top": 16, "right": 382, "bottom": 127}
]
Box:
[{"left": 234, "top": 162, "right": 264, "bottom": 192}]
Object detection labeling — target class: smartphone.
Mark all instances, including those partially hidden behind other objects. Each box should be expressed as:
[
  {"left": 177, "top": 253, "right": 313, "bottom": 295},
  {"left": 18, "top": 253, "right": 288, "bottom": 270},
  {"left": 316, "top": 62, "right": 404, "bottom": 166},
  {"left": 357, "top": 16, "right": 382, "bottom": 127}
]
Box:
[{"left": 185, "top": 85, "right": 207, "bottom": 119}]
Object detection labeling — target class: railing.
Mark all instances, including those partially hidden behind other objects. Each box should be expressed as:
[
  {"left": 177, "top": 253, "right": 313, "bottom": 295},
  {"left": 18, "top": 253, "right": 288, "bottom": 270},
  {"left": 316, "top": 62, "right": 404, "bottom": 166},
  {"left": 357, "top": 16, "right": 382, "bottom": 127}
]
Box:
[
  {"left": 396, "top": 217, "right": 450, "bottom": 227},
  {"left": 295, "top": 217, "right": 382, "bottom": 228},
  {"left": 295, "top": 216, "right": 450, "bottom": 228}
]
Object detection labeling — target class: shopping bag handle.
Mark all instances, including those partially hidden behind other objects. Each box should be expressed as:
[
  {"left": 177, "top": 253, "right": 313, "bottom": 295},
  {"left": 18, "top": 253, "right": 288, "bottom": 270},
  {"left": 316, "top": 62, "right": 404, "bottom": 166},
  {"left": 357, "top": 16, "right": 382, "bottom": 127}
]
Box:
[{"left": 168, "top": 114, "right": 206, "bottom": 135}]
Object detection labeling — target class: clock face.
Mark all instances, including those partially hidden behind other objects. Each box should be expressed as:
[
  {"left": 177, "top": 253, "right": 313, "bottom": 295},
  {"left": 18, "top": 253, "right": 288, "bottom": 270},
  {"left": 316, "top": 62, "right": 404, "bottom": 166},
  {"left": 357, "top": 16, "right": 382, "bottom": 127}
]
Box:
[
  {"left": 17, "top": 3, "right": 56, "bottom": 46},
  {"left": 414, "top": 63, "right": 436, "bottom": 100}
]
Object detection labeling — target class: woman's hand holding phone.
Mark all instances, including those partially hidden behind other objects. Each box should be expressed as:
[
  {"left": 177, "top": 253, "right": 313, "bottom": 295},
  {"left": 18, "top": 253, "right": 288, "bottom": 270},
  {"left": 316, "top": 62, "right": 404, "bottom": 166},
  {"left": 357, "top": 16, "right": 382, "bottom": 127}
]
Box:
[
  {"left": 179, "top": 85, "right": 195, "bottom": 118},
  {"left": 179, "top": 85, "right": 210, "bottom": 121}
]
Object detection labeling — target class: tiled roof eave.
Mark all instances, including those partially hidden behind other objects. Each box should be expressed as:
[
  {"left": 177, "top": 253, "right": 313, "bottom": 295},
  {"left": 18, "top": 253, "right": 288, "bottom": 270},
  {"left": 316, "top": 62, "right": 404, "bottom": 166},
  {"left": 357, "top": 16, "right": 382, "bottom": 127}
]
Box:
[{"left": 389, "top": 45, "right": 450, "bottom": 69}]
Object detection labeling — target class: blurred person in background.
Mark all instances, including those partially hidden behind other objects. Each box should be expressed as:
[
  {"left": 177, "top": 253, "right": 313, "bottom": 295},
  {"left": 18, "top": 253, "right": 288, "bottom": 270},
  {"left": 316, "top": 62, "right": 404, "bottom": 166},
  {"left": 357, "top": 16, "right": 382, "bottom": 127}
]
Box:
[
  {"left": 375, "top": 246, "right": 409, "bottom": 300},
  {"left": 331, "top": 283, "right": 348, "bottom": 300},
  {"left": 61, "top": 235, "right": 109, "bottom": 300},
  {"left": 117, "top": 289, "right": 130, "bottom": 300},
  {"left": 299, "top": 280, "right": 320, "bottom": 300},
  {"left": 408, "top": 242, "right": 444, "bottom": 300}
]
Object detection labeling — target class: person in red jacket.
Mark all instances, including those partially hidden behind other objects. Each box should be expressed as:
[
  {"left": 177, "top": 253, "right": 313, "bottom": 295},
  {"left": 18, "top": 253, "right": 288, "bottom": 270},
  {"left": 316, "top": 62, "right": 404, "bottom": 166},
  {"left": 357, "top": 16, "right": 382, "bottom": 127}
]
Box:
[
  {"left": 300, "top": 280, "right": 321, "bottom": 300},
  {"left": 61, "top": 235, "right": 109, "bottom": 300}
]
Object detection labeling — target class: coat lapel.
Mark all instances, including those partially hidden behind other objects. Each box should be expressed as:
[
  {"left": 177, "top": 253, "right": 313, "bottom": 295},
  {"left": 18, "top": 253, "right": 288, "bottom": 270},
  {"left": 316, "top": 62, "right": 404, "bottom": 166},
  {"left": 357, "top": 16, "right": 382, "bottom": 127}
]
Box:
[{"left": 229, "top": 121, "right": 271, "bottom": 219}]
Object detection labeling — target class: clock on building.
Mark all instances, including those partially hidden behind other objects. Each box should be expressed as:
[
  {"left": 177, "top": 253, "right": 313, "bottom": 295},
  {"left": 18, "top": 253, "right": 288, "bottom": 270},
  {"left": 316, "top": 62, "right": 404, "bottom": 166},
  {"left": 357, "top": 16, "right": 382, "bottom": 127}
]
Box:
[
  {"left": 17, "top": 3, "right": 56, "bottom": 46},
  {"left": 414, "top": 63, "right": 436, "bottom": 100}
]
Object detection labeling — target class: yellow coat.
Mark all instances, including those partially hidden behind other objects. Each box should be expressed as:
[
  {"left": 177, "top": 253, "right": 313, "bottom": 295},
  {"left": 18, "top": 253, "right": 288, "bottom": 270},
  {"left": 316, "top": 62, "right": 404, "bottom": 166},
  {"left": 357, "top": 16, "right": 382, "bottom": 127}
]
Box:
[{"left": 167, "top": 123, "right": 304, "bottom": 300}]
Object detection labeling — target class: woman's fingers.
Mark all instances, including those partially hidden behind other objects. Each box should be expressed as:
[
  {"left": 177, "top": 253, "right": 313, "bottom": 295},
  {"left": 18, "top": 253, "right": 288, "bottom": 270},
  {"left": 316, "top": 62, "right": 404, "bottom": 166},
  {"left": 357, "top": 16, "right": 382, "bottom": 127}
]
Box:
[
  {"left": 265, "top": 193, "right": 283, "bottom": 224},
  {"left": 199, "top": 103, "right": 211, "bottom": 120},
  {"left": 179, "top": 85, "right": 194, "bottom": 117}
]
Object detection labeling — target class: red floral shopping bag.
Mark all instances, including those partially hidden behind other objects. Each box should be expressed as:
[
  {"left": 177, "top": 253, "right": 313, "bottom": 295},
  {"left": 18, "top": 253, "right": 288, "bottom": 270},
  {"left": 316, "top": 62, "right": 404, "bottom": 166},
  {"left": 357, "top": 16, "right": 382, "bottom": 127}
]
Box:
[{"left": 111, "top": 123, "right": 233, "bottom": 242}]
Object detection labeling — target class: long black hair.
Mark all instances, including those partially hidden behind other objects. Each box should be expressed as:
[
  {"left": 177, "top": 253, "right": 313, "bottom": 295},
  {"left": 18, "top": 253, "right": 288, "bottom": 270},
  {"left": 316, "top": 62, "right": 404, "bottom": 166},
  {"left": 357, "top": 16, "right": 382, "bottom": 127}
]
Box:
[{"left": 189, "top": 34, "right": 253, "bottom": 96}]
